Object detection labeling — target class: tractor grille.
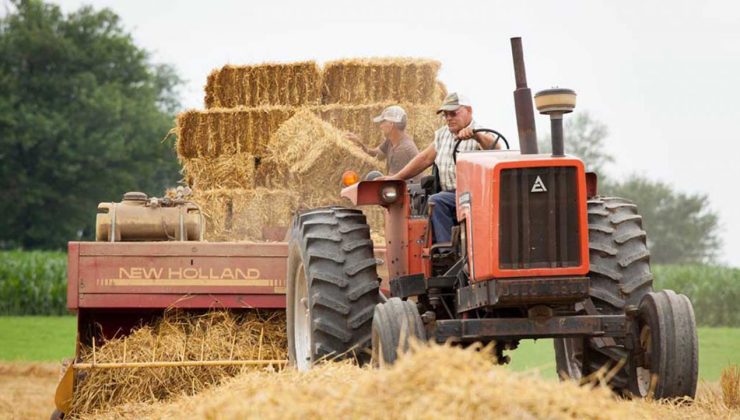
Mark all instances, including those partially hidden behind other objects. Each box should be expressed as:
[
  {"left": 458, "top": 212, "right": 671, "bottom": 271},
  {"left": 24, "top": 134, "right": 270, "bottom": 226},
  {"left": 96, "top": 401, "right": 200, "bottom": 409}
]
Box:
[{"left": 498, "top": 166, "right": 581, "bottom": 270}]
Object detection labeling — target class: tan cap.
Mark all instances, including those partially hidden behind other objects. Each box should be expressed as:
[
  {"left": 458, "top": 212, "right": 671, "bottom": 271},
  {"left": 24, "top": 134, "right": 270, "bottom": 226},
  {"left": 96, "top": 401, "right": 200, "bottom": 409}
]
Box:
[
  {"left": 372, "top": 105, "right": 407, "bottom": 124},
  {"left": 436, "top": 92, "right": 472, "bottom": 114}
]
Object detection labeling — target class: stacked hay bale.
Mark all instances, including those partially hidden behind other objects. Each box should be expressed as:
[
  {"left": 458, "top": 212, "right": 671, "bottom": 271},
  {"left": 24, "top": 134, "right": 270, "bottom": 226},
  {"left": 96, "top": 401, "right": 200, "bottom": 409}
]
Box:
[
  {"left": 205, "top": 62, "right": 322, "bottom": 108},
  {"left": 316, "top": 102, "right": 441, "bottom": 150},
  {"left": 189, "top": 188, "right": 301, "bottom": 242},
  {"left": 177, "top": 107, "right": 297, "bottom": 159},
  {"left": 258, "top": 110, "right": 383, "bottom": 201},
  {"left": 176, "top": 58, "right": 446, "bottom": 242},
  {"left": 321, "top": 58, "right": 441, "bottom": 104}
]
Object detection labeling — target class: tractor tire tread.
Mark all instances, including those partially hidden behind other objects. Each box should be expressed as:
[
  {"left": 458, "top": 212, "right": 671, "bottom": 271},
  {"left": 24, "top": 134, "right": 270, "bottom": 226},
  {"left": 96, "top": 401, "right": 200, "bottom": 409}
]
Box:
[
  {"left": 287, "top": 206, "right": 380, "bottom": 367},
  {"left": 555, "top": 196, "right": 654, "bottom": 394}
]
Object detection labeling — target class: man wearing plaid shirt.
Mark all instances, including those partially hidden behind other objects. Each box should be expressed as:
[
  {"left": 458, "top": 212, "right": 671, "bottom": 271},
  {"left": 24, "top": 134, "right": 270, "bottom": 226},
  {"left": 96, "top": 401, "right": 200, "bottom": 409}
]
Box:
[{"left": 381, "top": 92, "right": 500, "bottom": 243}]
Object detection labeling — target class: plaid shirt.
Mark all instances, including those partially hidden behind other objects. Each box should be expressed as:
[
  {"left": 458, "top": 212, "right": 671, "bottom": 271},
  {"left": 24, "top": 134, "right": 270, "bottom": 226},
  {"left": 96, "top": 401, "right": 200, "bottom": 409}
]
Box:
[{"left": 433, "top": 120, "right": 484, "bottom": 191}]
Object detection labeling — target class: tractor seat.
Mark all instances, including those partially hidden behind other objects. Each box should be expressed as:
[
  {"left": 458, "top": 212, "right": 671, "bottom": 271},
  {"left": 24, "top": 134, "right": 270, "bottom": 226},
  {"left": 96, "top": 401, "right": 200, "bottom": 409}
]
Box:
[
  {"left": 431, "top": 241, "right": 452, "bottom": 251},
  {"left": 430, "top": 242, "right": 453, "bottom": 258}
]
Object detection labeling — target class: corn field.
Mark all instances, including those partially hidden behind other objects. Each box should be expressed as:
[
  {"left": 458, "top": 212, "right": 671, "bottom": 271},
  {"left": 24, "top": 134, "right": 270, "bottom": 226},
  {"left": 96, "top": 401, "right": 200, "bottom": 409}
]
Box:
[
  {"left": 1, "top": 250, "right": 738, "bottom": 323},
  {"left": 653, "top": 264, "right": 740, "bottom": 327},
  {"left": 0, "top": 250, "right": 67, "bottom": 315}
]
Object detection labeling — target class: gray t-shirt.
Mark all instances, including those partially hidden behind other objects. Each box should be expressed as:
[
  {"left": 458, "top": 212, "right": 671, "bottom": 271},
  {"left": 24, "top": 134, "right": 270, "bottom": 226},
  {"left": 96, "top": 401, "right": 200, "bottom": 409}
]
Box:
[{"left": 378, "top": 134, "right": 420, "bottom": 181}]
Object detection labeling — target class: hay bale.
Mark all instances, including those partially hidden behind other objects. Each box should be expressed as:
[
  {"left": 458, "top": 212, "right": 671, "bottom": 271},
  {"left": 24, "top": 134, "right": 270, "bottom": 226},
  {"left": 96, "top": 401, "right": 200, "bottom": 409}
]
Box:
[
  {"left": 181, "top": 153, "right": 256, "bottom": 190},
  {"left": 176, "top": 107, "right": 296, "bottom": 159},
  {"left": 435, "top": 80, "right": 448, "bottom": 102},
  {"left": 191, "top": 188, "right": 300, "bottom": 242},
  {"left": 205, "top": 62, "right": 322, "bottom": 108},
  {"left": 261, "top": 110, "right": 383, "bottom": 206},
  {"left": 176, "top": 103, "right": 440, "bottom": 161},
  {"left": 362, "top": 206, "right": 386, "bottom": 245},
  {"left": 70, "top": 310, "right": 286, "bottom": 416},
  {"left": 321, "top": 58, "right": 441, "bottom": 105},
  {"left": 204, "top": 59, "right": 441, "bottom": 107},
  {"left": 317, "top": 102, "right": 441, "bottom": 150}
]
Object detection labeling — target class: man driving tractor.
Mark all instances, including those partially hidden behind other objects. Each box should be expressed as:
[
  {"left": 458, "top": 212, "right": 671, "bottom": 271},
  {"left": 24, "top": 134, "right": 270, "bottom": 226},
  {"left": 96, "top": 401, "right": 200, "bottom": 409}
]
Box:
[{"left": 382, "top": 92, "right": 501, "bottom": 243}]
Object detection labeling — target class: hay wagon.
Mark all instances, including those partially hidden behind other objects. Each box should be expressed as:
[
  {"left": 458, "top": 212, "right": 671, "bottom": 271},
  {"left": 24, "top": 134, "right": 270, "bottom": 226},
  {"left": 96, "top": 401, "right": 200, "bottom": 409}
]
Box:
[
  {"left": 53, "top": 57, "right": 445, "bottom": 417},
  {"left": 53, "top": 190, "right": 390, "bottom": 416}
]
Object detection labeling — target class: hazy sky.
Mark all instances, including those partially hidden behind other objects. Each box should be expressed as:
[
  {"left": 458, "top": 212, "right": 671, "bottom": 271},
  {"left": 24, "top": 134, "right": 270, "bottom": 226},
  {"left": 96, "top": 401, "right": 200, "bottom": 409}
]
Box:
[{"left": 36, "top": 0, "right": 740, "bottom": 266}]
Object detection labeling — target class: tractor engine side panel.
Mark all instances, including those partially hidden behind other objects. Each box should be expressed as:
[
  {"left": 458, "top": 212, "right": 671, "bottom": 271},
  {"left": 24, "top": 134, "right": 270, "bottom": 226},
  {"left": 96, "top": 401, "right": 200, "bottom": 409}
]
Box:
[{"left": 456, "top": 154, "right": 589, "bottom": 281}]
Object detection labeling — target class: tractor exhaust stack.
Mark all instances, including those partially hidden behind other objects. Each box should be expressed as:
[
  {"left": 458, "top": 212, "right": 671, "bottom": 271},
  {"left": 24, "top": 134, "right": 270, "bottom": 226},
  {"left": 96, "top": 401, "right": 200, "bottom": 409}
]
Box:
[{"left": 510, "top": 37, "right": 538, "bottom": 155}]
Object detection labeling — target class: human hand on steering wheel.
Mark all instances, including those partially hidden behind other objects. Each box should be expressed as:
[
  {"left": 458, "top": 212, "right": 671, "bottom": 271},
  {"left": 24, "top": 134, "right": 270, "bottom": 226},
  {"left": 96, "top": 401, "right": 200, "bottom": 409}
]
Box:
[
  {"left": 455, "top": 126, "right": 477, "bottom": 141},
  {"left": 452, "top": 128, "right": 510, "bottom": 164}
]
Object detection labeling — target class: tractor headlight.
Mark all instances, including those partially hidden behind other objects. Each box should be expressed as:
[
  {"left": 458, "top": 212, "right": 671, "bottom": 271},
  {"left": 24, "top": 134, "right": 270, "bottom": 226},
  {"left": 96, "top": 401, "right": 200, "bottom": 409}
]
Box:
[{"left": 380, "top": 185, "right": 399, "bottom": 204}]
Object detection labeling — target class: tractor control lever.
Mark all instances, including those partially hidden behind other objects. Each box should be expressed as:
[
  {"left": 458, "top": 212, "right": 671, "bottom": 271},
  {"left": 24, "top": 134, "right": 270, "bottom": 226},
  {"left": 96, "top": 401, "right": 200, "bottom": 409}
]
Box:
[{"left": 452, "top": 128, "right": 510, "bottom": 164}]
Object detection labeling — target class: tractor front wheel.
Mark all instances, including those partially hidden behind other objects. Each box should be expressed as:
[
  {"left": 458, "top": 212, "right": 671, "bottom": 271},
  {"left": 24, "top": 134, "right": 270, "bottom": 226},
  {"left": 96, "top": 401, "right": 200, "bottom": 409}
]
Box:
[
  {"left": 371, "top": 297, "right": 426, "bottom": 366},
  {"left": 629, "top": 290, "right": 698, "bottom": 399}
]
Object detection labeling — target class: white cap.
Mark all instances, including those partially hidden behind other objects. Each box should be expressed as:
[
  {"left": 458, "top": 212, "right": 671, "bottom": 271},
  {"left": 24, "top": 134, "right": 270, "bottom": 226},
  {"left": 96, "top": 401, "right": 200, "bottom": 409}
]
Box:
[
  {"left": 372, "top": 105, "right": 407, "bottom": 124},
  {"left": 436, "top": 92, "right": 473, "bottom": 113}
]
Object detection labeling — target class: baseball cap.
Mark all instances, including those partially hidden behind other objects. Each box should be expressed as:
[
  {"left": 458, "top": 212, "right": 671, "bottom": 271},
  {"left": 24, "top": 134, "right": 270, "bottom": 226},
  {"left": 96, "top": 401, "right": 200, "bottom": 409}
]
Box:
[
  {"left": 436, "top": 92, "right": 472, "bottom": 114},
  {"left": 372, "top": 105, "right": 407, "bottom": 124}
]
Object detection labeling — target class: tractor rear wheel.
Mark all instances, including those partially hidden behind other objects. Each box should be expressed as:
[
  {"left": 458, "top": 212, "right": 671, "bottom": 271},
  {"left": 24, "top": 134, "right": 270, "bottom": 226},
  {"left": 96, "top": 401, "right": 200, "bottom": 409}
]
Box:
[
  {"left": 630, "top": 290, "right": 698, "bottom": 399},
  {"left": 287, "top": 207, "right": 380, "bottom": 370},
  {"left": 371, "top": 297, "right": 426, "bottom": 366},
  {"left": 554, "top": 196, "right": 654, "bottom": 394}
]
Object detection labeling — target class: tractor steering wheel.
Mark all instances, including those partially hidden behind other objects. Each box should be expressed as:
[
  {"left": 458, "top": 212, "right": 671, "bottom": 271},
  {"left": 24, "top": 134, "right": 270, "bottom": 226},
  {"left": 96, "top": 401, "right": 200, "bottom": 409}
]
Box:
[{"left": 452, "top": 128, "right": 510, "bottom": 164}]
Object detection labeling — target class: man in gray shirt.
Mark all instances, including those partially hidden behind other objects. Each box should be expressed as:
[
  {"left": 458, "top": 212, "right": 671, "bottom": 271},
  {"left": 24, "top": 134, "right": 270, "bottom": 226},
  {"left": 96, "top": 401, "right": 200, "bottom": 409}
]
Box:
[{"left": 345, "top": 105, "right": 420, "bottom": 182}]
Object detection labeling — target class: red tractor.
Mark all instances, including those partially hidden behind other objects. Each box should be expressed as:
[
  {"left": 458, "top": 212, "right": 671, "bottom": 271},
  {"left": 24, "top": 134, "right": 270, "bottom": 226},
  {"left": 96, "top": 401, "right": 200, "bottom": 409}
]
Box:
[{"left": 286, "top": 38, "right": 698, "bottom": 399}]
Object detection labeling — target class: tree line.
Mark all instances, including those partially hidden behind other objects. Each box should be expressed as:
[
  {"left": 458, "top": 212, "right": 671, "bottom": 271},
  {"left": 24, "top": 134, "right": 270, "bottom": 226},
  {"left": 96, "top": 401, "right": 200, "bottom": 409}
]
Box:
[
  {"left": 539, "top": 113, "right": 721, "bottom": 264},
  {"left": 0, "top": 0, "right": 181, "bottom": 249}
]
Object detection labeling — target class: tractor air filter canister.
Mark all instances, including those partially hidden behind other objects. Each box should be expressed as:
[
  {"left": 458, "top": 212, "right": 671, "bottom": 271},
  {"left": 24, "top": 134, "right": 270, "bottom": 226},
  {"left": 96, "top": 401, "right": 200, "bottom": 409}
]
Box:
[{"left": 95, "top": 192, "right": 203, "bottom": 242}]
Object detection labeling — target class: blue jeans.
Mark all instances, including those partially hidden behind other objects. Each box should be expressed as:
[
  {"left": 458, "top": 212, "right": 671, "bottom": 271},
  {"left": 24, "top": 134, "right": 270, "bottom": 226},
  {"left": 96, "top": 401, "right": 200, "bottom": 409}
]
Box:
[{"left": 428, "top": 191, "right": 456, "bottom": 243}]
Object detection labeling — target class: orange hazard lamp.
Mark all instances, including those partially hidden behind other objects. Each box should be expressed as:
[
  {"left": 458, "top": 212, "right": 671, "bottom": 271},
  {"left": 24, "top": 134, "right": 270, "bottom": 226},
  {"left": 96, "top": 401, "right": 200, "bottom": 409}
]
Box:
[{"left": 341, "top": 170, "right": 360, "bottom": 187}]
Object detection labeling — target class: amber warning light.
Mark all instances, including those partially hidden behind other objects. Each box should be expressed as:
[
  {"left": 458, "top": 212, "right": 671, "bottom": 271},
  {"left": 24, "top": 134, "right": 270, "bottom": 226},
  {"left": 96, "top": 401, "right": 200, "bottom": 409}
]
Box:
[{"left": 341, "top": 170, "right": 360, "bottom": 187}]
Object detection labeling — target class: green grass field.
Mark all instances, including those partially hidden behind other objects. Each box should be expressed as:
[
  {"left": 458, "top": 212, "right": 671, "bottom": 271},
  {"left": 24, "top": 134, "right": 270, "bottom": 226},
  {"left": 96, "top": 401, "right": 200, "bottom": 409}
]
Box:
[
  {"left": 0, "top": 316, "right": 77, "bottom": 361},
  {"left": 506, "top": 328, "right": 739, "bottom": 381},
  {"left": 0, "top": 317, "right": 736, "bottom": 381}
]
